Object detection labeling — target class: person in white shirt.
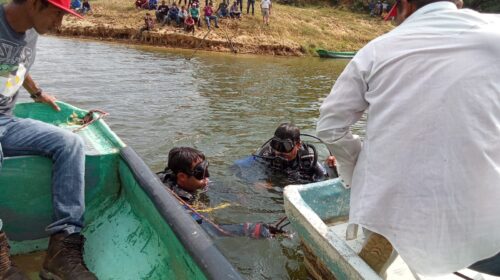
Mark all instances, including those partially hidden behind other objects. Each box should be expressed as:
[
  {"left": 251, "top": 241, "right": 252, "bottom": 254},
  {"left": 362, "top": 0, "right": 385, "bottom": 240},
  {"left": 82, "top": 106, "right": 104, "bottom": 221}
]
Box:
[
  {"left": 260, "top": 0, "right": 271, "bottom": 25},
  {"left": 316, "top": 0, "right": 500, "bottom": 277}
]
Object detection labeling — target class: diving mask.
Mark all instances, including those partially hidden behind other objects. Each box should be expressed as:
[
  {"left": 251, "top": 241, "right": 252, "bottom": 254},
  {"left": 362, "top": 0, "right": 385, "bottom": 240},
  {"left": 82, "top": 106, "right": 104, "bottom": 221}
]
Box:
[
  {"left": 187, "top": 160, "right": 210, "bottom": 180},
  {"left": 270, "top": 137, "right": 296, "bottom": 153}
]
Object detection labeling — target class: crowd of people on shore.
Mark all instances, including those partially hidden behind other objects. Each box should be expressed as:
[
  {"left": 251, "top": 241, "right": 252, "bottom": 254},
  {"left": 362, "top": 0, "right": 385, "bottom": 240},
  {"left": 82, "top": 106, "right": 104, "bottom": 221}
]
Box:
[
  {"left": 70, "top": 0, "right": 92, "bottom": 15},
  {"left": 136, "top": 0, "right": 272, "bottom": 34},
  {"left": 368, "top": 0, "right": 391, "bottom": 17}
]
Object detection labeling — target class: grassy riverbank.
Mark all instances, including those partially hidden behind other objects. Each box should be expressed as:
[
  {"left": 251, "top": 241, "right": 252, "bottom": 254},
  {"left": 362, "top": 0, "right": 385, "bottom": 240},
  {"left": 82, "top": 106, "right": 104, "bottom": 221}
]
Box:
[{"left": 57, "top": 0, "right": 393, "bottom": 55}]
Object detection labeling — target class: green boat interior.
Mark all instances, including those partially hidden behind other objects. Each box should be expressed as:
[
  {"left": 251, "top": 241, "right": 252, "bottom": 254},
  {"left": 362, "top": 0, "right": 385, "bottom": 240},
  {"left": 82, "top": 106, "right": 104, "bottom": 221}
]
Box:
[{"left": 0, "top": 102, "right": 240, "bottom": 280}]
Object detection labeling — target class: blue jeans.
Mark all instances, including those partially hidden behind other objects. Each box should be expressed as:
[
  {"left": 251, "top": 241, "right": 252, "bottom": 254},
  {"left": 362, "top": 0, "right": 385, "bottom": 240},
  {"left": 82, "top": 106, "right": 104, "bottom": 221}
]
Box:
[
  {"left": 247, "top": 0, "right": 254, "bottom": 14},
  {"left": 0, "top": 115, "right": 85, "bottom": 236},
  {"left": 205, "top": 15, "right": 218, "bottom": 28},
  {"left": 469, "top": 252, "right": 500, "bottom": 276}
]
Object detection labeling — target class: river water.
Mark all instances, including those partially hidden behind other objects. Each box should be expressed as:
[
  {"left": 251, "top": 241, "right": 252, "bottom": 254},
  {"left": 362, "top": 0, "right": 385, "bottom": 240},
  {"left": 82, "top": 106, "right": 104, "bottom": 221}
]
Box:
[{"left": 26, "top": 36, "right": 359, "bottom": 279}]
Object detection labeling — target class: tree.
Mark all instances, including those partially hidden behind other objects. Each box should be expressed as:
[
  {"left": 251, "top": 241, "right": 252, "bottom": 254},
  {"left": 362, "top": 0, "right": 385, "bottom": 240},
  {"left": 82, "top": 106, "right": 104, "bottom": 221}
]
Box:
[{"left": 464, "top": 0, "right": 500, "bottom": 12}]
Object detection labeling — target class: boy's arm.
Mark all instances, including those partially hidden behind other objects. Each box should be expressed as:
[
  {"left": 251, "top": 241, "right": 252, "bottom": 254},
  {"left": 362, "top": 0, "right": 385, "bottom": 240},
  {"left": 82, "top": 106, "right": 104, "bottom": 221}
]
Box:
[{"left": 23, "top": 74, "right": 60, "bottom": 111}]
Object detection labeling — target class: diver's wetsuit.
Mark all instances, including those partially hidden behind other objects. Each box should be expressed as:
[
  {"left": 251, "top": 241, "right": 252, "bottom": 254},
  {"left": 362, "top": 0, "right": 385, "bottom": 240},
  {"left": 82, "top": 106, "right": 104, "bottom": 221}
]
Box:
[
  {"left": 156, "top": 170, "right": 273, "bottom": 239},
  {"left": 254, "top": 143, "right": 329, "bottom": 184}
]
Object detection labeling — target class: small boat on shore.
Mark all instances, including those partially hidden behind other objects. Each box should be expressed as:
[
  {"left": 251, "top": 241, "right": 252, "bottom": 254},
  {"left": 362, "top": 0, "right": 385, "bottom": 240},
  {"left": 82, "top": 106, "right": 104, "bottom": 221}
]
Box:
[
  {"left": 283, "top": 179, "right": 489, "bottom": 280},
  {"left": 316, "top": 49, "right": 356, "bottom": 59},
  {"left": 0, "top": 102, "right": 242, "bottom": 280}
]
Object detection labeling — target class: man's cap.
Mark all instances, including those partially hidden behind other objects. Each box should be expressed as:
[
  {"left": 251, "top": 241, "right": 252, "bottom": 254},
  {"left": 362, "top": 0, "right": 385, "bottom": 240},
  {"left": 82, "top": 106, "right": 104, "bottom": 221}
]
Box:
[{"left": 48, "top": 0, "right": 84, "bottom": 19}]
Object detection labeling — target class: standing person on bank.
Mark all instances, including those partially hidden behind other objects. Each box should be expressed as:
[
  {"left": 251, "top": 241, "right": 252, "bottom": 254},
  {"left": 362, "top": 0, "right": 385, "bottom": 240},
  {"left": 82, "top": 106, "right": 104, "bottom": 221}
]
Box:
[
  {"left": 246, "top": 0, "right": 254, "bottom": 15},
  {"left": 0, "top": 0, "right": 97, "bottom": 279},
  {"left": 260, "top": 0, "right": 270, "bottom": 25},
  {"left": 317, "top": 0, "right": 500, "bottom": 277}
]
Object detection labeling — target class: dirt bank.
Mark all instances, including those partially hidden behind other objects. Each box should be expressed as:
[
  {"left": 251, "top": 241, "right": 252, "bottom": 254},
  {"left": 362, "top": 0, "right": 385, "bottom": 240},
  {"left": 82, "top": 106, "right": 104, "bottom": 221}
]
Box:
[
  {"left": 56, "top": 22, "right": 303, "bottom": 56},
  {"left": 55, "top": 0, "right": 394, "bottom": 56}
]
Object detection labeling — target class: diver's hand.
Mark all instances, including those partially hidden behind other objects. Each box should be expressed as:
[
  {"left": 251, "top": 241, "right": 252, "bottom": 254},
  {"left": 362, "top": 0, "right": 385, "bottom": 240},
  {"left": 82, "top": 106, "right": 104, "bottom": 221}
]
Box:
[
  {"left": 266, "top": 223, "right": 287, "bottom": 235},
  {"left": 34, "top": 92, "right": 60, "bottom": 112},
  {"left": 325, "top": 155, "right": 337, "bottom": 168},
  {"left": 254, "top": 181, "right": 273, "bottom": 190}
]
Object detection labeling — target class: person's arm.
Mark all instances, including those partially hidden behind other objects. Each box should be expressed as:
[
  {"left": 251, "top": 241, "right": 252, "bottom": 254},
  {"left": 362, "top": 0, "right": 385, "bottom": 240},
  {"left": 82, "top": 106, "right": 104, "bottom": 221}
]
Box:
[
  {"left": 22, "top": 74, "right": 60, "bottom": 111},
  {"left": 316, "top": 48, "right": 371, "bottom": 188},
  {"left": 204, "top": 222, "right": 282, "bottom": 239}
]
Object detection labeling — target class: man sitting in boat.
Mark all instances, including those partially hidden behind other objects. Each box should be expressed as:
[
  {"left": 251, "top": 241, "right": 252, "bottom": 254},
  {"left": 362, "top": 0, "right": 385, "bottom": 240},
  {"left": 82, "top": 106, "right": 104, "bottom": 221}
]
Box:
[
  {"left": 234, "top": 123, "right": 337, "bottom": 186},
  {"left": 157, "top": 147, "right": 287, "bottom": 238},
  {"left": 0, "top": 0, "right": 97, "bottom": 279}
]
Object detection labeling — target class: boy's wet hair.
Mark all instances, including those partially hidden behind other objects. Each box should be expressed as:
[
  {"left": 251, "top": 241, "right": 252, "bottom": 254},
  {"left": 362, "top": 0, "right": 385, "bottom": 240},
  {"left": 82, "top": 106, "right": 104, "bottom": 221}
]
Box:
[
  {"left": 167, "top": 147, "right": 206, "bottom": 175},
  {"left": 274, "top": 123, "right": 300, "bottom": 143}
]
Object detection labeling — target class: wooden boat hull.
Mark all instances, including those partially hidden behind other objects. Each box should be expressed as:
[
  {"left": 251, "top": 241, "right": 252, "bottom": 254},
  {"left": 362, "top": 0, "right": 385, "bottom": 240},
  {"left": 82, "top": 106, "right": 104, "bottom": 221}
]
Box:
[
  {"left": 316, "top": 49, "right": 356, "bottom": 59},
  {"left": 0, "top": 102, "right": 241, "bottom": 280}
]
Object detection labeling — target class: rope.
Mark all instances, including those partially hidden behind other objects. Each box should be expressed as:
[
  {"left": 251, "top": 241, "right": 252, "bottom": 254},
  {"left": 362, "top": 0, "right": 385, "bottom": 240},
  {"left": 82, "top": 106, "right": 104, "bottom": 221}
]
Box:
[
  {"left": 196, "top": 202, "right": 231, "bottom": 213},
  {"left": 220, "top": 24, "right": 237, "bottom": 53},
  {"left": 72, "top": 109, "right": 109, "bottom": 133},
  {"left": 164, "top": 186, "right": 235, "bottom": 237},
  {"left": 186, "top": 29, "right": 211, "bottom": 60}
]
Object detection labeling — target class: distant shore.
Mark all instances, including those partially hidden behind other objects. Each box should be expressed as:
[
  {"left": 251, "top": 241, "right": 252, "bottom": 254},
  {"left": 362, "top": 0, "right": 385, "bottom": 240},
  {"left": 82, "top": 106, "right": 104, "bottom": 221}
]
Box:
[{"left": 56, "top": 0, "right": 394, "bottom": 56}]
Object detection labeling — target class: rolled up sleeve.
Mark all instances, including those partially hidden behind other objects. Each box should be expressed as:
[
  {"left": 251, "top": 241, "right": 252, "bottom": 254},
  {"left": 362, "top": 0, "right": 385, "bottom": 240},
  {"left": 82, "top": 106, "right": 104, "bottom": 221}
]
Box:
[{"left": 316, "top": 50, "right": 371, "bottom": 187}]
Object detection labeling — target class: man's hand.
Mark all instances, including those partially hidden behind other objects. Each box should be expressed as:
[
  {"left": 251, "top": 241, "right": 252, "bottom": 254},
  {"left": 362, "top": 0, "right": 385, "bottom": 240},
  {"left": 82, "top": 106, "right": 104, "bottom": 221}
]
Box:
[
  {"left": 325, "top": 155, "right": 337, "bottom": 168},
  {"left": 34, "top": 92, "right": 61, "bottom": 112},
  {"left": 254, "top": 181, "right": 273, "bottom": 190}
]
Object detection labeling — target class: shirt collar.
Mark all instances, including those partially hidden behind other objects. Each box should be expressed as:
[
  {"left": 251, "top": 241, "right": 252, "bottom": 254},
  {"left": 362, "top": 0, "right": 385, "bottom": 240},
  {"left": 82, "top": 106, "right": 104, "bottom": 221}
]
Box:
[{"left": 403, "top": 1, "right": 457, "bottom": 25}]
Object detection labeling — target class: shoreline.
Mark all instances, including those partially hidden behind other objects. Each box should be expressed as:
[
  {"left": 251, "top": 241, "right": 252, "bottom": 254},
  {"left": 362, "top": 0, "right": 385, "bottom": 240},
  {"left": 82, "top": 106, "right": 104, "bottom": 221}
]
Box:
[
  {"left": 55, "top": 24, "right": 304, "bottom": 56},
  {"left": 55, "top": 1, "right": 394, "bottom": 57}
]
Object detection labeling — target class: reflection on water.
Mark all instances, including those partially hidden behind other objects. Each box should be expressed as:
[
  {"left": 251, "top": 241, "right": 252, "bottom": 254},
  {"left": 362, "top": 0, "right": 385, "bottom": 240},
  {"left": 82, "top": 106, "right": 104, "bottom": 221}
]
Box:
[{"left": 27, "top": 36, "right": 363, "bottom": 279}]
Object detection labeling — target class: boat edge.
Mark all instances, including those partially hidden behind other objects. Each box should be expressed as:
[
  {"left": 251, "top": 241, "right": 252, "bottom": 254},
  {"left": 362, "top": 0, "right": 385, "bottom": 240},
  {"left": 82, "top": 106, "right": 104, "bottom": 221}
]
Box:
[{"left": 119, "top": 146, "right": 243, "bottom": 280}]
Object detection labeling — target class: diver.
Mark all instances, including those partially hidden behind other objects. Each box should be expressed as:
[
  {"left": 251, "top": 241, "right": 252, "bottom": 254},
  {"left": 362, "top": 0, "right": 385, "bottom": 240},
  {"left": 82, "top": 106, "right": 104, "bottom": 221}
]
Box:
[
  {"left": 234, "top": 123, "right": 338, "bottom": 185},
  {"left": 157, "top": 147, "right": 287, "bottom": 239}
]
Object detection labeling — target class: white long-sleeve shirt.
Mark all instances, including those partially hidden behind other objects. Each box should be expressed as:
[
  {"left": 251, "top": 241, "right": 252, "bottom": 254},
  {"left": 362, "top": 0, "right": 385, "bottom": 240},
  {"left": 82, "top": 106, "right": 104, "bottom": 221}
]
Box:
[{"left": 317, "top": 2, "right": 500, "bottom": 276}]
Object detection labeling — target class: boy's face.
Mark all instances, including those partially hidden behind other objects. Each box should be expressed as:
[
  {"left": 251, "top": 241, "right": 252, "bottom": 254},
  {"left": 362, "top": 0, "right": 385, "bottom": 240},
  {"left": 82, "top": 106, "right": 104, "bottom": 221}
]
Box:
[
  {"left": 177, "top": 157, "right": 209, "bottom": 192},
  {"left": 270, "top": 137, "right": 301, "bottom": 161},
  {"left": 274, "top": 142, "right": 300, "bottom": 161},
  {"left": 29, "top": 0, "right": 66, "bottom": 34}
]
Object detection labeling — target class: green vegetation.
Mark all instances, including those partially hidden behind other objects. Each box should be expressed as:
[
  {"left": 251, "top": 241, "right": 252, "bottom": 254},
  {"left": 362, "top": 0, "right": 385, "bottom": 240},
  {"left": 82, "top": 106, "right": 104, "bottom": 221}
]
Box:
[
  {"left": 340, "top": 0, "right": 500, "bottom": 13},
  {"left": 464, "top": 0, "right": 500, "bottom": 12}
]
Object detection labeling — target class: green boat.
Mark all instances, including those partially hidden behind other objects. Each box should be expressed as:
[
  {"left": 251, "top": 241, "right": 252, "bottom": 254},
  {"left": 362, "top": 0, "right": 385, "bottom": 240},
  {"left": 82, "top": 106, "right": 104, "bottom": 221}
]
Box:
[
  {"left": 0, "top": 102, "right": 242, "bottom": 280},
  {"left": 283, "top": 179, "right": 488, "bottom": 280},
  {"left": 316, "top": 49, "right": 356, "bottom": 59}
]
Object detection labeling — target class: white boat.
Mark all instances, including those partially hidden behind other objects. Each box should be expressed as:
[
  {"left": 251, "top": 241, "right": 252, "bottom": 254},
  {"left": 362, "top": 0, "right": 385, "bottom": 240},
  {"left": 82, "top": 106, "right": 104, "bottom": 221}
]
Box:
[{"left": 283, "top": 179, "right": 495, "bottom": 280}]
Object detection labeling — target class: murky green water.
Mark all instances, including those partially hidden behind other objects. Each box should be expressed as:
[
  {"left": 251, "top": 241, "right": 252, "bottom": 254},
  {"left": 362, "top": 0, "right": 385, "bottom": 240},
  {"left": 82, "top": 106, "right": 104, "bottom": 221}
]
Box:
[{"left": 27, "top": 36, "right": 356, "bottom": 279}]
